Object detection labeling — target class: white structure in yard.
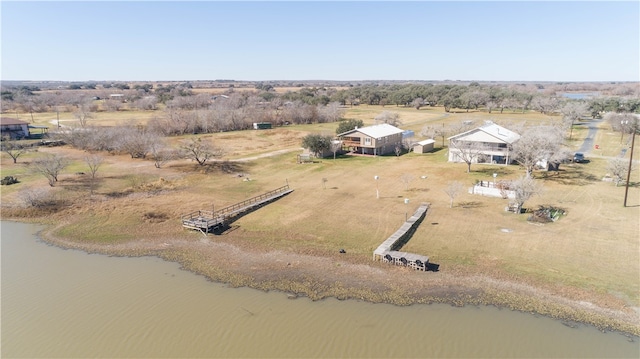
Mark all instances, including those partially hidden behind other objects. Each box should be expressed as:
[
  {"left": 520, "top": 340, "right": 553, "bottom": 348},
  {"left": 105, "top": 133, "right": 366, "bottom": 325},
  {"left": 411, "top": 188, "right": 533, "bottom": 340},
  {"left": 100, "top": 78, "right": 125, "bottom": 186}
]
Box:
[{"left": 413, "top": 139, "right": 435, "bottom": 153}]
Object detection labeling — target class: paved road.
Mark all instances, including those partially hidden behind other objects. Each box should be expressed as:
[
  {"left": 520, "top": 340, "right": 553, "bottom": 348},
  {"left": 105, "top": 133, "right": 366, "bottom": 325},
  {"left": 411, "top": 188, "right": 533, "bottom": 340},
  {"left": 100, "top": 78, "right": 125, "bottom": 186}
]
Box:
[
  {"left": 576, "top": 118, "right": 639, "bottom": 164},
  {"left": 576, "top": 118, "right": 602, "bottom": 154}
]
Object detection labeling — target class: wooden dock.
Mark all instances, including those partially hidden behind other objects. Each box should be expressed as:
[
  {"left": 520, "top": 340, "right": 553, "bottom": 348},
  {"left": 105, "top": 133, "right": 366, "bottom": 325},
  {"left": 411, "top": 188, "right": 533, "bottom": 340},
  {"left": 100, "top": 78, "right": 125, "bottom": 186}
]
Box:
[
  {"left": 181, "top": 184, "right": 293, "bottom": 234},
  {"left": 373, "top": 202, "right": 434, "bottom": 271}
]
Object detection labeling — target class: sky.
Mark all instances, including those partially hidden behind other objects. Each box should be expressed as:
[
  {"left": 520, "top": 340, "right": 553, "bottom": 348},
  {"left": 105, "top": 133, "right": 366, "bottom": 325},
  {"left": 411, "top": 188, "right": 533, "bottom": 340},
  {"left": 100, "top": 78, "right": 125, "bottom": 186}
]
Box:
[{"left": 1, "top": 1, "right": 639, "bottom": 82}]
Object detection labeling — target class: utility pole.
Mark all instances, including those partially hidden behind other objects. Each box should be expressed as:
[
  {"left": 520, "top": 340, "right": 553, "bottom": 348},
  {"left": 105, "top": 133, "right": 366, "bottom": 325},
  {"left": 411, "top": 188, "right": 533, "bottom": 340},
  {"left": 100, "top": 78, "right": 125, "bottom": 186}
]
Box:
[{"left": 623, "top": 128, "right": 636, "bottom": 207}]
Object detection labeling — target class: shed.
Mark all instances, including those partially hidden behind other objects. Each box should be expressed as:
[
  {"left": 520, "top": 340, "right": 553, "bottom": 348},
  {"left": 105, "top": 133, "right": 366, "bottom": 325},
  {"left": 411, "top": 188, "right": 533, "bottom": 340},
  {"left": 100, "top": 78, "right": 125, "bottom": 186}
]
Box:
[
  {"left": 413, "top": 139, "right": 435, "bottom": 153},
  {"left": 253, "top": 122, "right": 272, "bottom": 130}
]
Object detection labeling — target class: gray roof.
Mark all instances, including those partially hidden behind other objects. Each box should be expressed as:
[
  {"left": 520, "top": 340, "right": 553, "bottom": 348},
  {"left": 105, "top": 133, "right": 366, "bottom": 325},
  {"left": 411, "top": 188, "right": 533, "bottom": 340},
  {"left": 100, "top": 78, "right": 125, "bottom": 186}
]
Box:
[
  {"left": 338, "top": 123, "right": 404, "bottom": 138},
  {"left": 448, "top": 122, "right": 520, "bottom": 144},
  {"left": 0, "top": 118, "right": 29, "bottom": 126},
  {"left": 416, "top": 139, "right": 436, "bottom": 145}
]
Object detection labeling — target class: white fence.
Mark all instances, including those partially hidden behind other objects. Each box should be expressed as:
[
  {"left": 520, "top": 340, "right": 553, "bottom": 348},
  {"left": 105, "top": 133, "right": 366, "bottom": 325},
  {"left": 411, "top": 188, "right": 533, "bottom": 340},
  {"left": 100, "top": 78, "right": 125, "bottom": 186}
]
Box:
[{"left": 469, "top": 181, "right": 515, "bottom": 199}]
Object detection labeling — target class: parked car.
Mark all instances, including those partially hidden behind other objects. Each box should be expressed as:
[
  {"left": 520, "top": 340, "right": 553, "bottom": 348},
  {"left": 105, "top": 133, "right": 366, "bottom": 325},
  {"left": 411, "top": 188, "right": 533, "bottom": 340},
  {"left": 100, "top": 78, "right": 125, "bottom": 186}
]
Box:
[{"left": 573, "top": 153, "right": 585, "bottom": 163}]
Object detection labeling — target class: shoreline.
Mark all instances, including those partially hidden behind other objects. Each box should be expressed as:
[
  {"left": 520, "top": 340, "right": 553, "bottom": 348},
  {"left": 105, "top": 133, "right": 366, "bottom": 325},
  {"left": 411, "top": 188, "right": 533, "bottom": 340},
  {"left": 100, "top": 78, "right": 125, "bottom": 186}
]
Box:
[{"left": 17, "top": 218, "right": 638, "bottom": 338}]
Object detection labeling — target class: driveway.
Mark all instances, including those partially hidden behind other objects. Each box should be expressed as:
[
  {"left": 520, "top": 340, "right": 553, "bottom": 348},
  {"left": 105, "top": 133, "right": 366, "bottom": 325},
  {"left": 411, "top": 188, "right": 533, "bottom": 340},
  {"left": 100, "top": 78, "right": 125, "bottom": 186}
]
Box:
[{"left": 576, "top": 118, "right": 602, "bottom": 154}]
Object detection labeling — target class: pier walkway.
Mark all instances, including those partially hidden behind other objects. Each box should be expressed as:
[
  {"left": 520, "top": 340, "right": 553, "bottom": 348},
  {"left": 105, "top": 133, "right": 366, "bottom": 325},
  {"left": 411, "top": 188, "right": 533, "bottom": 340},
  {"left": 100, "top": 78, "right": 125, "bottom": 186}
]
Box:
[
  {"left": 373, "top": 203, "right": 436, "bottom": 271},
  {"left": 181, "top": 184, "right": 293, "bottom": 234}
]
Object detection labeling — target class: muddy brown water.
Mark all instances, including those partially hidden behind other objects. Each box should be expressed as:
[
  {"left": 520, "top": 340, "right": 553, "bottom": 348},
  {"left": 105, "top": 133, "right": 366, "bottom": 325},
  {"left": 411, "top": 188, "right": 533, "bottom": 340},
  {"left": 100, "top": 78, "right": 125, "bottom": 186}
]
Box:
[{"left": 2, "top": 221, "right": 638, "bottom": 358}]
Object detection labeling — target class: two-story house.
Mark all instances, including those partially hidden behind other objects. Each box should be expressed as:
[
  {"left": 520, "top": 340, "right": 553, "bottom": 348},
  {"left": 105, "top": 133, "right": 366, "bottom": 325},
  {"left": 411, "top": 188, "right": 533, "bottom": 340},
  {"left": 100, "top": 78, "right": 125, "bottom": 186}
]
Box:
[
  {"left": 338, "top": 124, "right": 404, "bottom": 155},
  {"left": 448, "top": 122, "right": 520, "bottom": 165}
]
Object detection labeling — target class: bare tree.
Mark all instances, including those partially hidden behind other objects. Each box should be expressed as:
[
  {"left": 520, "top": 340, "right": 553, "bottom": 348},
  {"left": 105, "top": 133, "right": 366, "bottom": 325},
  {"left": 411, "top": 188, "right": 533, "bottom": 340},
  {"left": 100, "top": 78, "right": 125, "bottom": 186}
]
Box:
[
  {"left": 31, "top": 153, "right": 69, "bottom": 186},
  {"left": 180, "top": 137, "right": 222, "bottom": 166},
  {"left": 607, "top": 158, "right": 632, "bottom": 186},
  {"left": 84, "top": 154, "right": 103, "bottom": 180},
  {"left": 402, "top": 136, "right": 415, "bottom": 153},
  {"left": 560, "top": 101, "right": 588, "bottom": 139},
  {"left": 400, "top": 174, "right": 415, "bottom": 191},
  {"left": 115, "top": 126, "right": 160, "bottom": 159},
  {"left": 512, "top": 126, "right": 564, "bottom": 177},
  {"left": 411, "top": 98, "right": 425, "bottom": 110},
  {"left": 318, "top": 102, "right": 345, "bottom": 123},
  {"left": 485, "top": 101, "right": 498, "bottom": 114},
  {"left": 14, "top": 92, "right": 37, "bottom": 122},
  {"left": 449, "top": 120, "right": 475, "bottom": 136},
  {"left": 73, "top": 101, "right": 93, "bottom": 128},
  {"left": 18, "top": 187, "right": 53, "bottom": 207},
  {"left": 530, "top": 96, "right": 560, "bottom": 115},
  {"left": 149, "top": 139, "right": 177, "bottom": 168},
  {"left": 444, "top": 181, "right": 464, "bottom": 208},
  {"left": 374, "top": 111, "right": 402, "bottom": 127},
  {"left": 605, "top": 112, "right": 639, "bottom": 144},
  {"left": 103, "top": 99, "right": 123, "bottom": 112},
  {"left": 84, "top": 154, "right": 104, "bottom": 195},
  {"left": 421, "top": 124, "right": 448, "bottom": 148},
  {"left": 420, "top": 125, "right": 438, "bottom": 139},
  {"left": 133, "top": 96, "right": 158, "bottom": 111},
  {"left": 511, "top": 175, "right": 543, "bottom": 213},
  {"left": 1, "top": 136, "right": 28, "bottom": 163},
  {"left": 449, "top": 139, "right": 487, "bottom": 173}
]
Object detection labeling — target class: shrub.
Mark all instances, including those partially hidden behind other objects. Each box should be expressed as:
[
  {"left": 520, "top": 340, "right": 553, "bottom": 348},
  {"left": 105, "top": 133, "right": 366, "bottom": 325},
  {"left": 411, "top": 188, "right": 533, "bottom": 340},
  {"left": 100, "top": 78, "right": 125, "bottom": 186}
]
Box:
[{"left": 1, "top": 176, "right": 19, "bottom": 185}]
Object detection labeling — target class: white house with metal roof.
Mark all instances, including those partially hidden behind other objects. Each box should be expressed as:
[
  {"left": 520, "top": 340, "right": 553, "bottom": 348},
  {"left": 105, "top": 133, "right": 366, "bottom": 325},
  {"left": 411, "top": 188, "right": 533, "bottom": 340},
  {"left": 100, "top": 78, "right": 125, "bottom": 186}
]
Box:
[
  {"left": 447, "top": 122, "right": 521, "bottom": 165},
  {"left": 0, "top": 118, "right": 30, "bottom": 139},
  {"left": 337, "top": 123, "right": 404, "bottom": 155}
]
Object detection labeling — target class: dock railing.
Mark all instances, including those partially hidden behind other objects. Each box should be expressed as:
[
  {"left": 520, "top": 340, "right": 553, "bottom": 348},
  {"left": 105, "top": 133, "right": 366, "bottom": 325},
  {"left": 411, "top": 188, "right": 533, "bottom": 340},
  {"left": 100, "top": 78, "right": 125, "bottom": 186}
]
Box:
[
  {"left": 181, "top": 184, "right": 293, "bottom": 234},
  {"left": 213, "top": 185, "right": 291, "bottom": 217}
]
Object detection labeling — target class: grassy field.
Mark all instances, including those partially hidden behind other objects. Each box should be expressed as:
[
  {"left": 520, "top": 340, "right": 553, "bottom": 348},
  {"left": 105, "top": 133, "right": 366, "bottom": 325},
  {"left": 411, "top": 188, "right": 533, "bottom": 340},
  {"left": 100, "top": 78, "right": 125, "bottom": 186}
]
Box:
[{"left": 2, "top": 105, "right": 639, "bottom": 329}]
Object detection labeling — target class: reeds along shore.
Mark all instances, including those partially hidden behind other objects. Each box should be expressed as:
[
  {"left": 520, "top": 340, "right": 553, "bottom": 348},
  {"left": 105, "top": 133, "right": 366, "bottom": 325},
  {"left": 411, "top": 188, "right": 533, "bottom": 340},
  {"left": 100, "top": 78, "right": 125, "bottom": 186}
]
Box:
[{"left": 23, "top": 220, "right": 639, "bottom": 338}]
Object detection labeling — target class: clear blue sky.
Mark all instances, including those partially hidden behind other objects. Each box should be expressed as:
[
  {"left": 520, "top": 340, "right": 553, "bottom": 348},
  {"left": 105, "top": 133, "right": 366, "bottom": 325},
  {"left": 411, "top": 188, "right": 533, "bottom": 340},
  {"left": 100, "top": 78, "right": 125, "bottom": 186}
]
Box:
[{"left": 1, "top": 1, "right": 638, "bottom": 82}]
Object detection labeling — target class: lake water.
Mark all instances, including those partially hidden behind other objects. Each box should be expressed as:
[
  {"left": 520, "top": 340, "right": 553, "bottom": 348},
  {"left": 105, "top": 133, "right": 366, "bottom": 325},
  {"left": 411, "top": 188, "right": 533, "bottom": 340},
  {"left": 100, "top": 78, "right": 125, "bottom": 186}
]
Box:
[
  {"left": 2, "top": 221, "right": 638, "bottom": 358},
  {"left": 561, "top": 92, "right": 600, "bottom": 100}
]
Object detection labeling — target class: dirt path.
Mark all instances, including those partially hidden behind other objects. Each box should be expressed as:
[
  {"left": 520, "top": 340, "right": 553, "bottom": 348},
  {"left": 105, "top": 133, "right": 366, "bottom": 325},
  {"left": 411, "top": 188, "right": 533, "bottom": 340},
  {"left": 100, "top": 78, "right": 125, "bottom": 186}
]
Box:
[{"left": 231, "top": 148, "right": 303, "bottom": 162}]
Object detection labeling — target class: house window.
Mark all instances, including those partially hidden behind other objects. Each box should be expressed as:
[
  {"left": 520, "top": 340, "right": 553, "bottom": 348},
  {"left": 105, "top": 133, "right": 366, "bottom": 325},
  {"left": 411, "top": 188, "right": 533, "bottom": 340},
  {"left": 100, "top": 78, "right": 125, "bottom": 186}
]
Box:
[{"left": 365, "top": 137, "right": 371, "bottom": 145}]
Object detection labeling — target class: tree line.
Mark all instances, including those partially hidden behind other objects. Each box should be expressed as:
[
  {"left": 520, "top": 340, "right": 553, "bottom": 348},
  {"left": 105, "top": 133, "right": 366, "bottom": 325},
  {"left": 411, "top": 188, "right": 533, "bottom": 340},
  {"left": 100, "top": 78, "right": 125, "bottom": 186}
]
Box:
[{"left": 3, "top": 82, "right": 639, "bottom": 122}]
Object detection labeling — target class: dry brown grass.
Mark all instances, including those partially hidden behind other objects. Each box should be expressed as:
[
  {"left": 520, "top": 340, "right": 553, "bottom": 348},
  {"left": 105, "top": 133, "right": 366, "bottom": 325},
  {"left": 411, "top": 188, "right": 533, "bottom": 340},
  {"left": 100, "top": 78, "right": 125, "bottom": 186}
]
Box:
[{"left": 2, "top": 105, "right": 639, "bottom": 333}]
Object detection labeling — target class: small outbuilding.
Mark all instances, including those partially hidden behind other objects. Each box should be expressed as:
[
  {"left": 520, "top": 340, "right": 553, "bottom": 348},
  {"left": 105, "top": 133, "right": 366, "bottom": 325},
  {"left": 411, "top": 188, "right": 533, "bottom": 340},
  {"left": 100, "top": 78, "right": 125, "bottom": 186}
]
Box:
[
  {"left": 413, "top": 139, "right": 435, "bottom": 153},
  {"left": 253, "top": 122, "right": 272, "bottom": 130}
]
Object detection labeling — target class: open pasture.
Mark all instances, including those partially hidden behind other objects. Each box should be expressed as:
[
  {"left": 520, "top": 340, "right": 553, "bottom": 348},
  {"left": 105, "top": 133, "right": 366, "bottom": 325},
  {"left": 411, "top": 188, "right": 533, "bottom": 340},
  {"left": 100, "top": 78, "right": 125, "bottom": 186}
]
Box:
[{"left": 2, "top": 105, "right": 638, "bottom": 313}]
